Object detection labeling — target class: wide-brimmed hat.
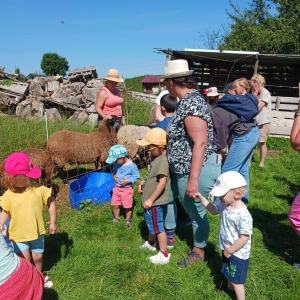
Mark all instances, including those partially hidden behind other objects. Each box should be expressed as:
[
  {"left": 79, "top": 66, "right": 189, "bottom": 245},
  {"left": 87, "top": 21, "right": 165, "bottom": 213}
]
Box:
[
  {"left": 160, "top": 59, "right": 194, "bottom": 82},
  {"left": 4, "top": 152, "right": 41, "bottom": 179},
  {"left": 210, "top": 171, "right": 247, "bottom": 197},
  {"left": 207, "top": 87, "right": 219, "bottom": 97},
  {"left": 105, "top": 69, "right": 124, "bottom": 83},
  {"left": 136, "top": 128, "right": 167, "bottom": 146},
  {"left": 223, "top": 82, "right": 234, "bottom": 93},
  {"left": 105, "top": 145, "right": 128, "bottom": 164}
]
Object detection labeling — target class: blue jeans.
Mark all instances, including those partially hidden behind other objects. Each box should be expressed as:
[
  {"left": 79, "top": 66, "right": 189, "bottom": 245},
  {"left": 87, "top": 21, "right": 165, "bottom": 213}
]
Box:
[
  {"left": 221, "top": 126, "right": 260, "bottom": 203},
  {"left": 172, "top": 152, "right": 221, "bottom": 248},
  {"left": 163, "top": 173, "right": 177, "bottom": 230}
]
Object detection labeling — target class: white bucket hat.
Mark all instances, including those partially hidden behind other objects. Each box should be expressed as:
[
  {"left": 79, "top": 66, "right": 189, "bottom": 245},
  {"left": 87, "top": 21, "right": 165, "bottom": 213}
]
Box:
[
  {"left": 206, "top": 87, "right": 219, "bottom": 97},
  {"left": 210, "top": 171, "right": 247, "bottom": 197},
  {"left": 105, "top": 69, "right": 124, "bottom": 83},
  {"left": 160, "top": 59, "right": 194, "bottom": 82}
]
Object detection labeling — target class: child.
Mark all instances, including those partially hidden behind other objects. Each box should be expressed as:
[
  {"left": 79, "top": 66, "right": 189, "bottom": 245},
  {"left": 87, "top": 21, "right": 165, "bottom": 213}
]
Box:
[
  {"left": 196, "top": 171, "right": 252, "bottom": 300},
  {"left": 0, "top": 152, "right": 57, "bottom": 288},
  {"left": 106, "top": 144, "right": 140, "bottom": 228},
  {"left": 154, "top": 93, "right": 177, "bottom": 131},
  {"left": 136, "top": 128, "right": 171, "bottom": 264}
]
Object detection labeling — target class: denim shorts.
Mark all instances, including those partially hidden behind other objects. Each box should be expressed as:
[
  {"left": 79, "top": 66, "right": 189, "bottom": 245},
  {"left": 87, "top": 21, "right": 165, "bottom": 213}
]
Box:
[
  {"left": 221, "top": 251, "right": 249, "bottom": 284},
  {"left": 13, "top": 234, "right": 44, "bottom": 254},
  {"left": 143, "top": 205, "right": 166, "bottom": 235}
]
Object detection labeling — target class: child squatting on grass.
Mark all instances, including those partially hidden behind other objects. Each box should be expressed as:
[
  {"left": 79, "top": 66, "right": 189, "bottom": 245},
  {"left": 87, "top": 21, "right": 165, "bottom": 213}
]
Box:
[
  {"left": 106, "top": 145, "right": 140, "bottom": 228},
  {"left": 0, "top": 152, "right": 57, "bottom": 289},
  {"left": 196, "top": 171, "right": 253, "bottom": 300},
  {"left": 136, "top": 128, "right": 171, "bottom": 265}
]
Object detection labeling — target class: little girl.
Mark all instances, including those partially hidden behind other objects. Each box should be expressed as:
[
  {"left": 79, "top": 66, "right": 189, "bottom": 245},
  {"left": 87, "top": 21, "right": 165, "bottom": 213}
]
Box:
[
  {"left": 0, "top": 152, "right": 57, "bottom": 288},
  {"left": 106, "top": 145, "right": 140, "bottom": 228}
]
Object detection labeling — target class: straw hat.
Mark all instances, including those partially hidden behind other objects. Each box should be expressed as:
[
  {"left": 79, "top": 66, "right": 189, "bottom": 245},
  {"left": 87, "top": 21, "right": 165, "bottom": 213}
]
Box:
[
  {"left": 105, "top": 69, "right": 124, "bottom": 83},
  {"left": 160, "top": 59, "right": 194, "bottom": 82}
]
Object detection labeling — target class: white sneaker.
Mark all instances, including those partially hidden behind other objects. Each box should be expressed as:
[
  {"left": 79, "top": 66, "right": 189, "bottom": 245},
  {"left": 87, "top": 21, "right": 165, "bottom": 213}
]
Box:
[
  {"left": 139, "top": 241, "right": 157, "bottom": 251},
  {"left": 149, "top": 251, "right": 171, "bottom": 265},
  {"left": 44, "top": 276, "right": 53, "bottom": 288}
]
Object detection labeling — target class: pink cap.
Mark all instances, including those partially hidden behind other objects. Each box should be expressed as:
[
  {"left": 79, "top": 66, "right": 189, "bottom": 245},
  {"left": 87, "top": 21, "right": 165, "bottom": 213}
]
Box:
[
  {"left": 203, "top": 88, "right": 210, "bottom": 95},
  {"left": 4, "top": 152, "right": 41, "bottom": 179}
]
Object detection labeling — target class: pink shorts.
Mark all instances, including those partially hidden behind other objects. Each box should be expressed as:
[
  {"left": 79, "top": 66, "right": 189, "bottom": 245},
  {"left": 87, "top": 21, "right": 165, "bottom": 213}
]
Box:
[{"left": 111, "top": 186, "right": 134, "bottom": 208}]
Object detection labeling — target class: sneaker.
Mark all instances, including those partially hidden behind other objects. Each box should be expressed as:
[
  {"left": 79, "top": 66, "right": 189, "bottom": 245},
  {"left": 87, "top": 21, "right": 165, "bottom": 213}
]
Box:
[
  {"left": 112, "top": 218, "right": 120, "bottom": 224},
  {"left": 125, "top": 220, "right": 132, "bottom": 229},
  {"left": 139, "top": 241, "right": 157, "bottom": 251},
  {"left": 149, "top": 251, "right": 170, "bottom": 265},
  {"left": 259, "top": 163, "right": 265, "bottom": 167},
  {"left": 44, "top": 276, "right": 53, "bottom": 288},
  {"left": 167, "top": 237, "right": 176, "bottom": 249},
  {"left": 177, "top": 250, "right": 205, "bottom": 268}
]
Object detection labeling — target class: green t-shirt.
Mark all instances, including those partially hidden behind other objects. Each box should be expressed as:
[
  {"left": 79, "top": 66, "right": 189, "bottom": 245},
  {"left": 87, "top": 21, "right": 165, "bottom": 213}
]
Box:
[{"left": 142, "top": 153, "right": 170, "bottom": 206}]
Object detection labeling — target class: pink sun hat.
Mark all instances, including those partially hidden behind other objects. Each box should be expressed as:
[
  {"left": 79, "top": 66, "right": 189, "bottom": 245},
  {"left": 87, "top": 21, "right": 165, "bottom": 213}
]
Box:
[{"left": 4, "top": 152, "right": 41, "bottom": 179}]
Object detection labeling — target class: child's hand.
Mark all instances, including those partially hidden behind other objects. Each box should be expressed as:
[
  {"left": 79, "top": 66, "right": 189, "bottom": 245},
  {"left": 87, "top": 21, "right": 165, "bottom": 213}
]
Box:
[
  {"left": 49, "top": 223, "right": 57, "bottom": 235},
  {"left": 223, "top": 247, "right": 232, "bottom": 258},
  {"left": 138, "top": 181, "right": 144, "bottom": 194},
  {"left": 113, "top": 175, "right": 119, "bottom": 183},
  {"left": 143, "top": 199, "right": 153, "bottom": 209},
  {"left": 120, "top": 178, "right": 130, "bottom": 186},
  {"left": 195, "top": 192, "right": 202, "bottom": 200}
]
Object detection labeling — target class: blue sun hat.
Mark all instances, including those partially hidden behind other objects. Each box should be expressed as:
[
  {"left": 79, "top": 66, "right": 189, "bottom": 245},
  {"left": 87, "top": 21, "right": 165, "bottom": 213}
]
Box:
[{"left": 106, "top": 145, "right": 128, "bottom": 164}]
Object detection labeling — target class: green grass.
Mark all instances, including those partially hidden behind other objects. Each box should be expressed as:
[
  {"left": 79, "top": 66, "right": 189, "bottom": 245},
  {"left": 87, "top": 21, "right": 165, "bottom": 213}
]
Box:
[
  {"left": 39, "top": 138, "right": 300, "bottom": 299},
  {"left": 124, "top": 76, "right": 145, "bottom": 93}
]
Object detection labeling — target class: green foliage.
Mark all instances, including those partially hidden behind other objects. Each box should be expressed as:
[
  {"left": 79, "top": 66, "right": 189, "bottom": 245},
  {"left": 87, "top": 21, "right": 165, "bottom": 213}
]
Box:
[
  {"left": 78, "top": 199, "right": 92, "bottom": 211},
  {"left": 0, "top": 80, "right": 13, "bottom": 86},
  {"left": 124, "top": 75, "right": 144, "bottom": 93},
  {"left": 40, "top": 53, "right": 69, "bottom": 77},
  {"left": 14, "top": 67, "right": 20, "bottom": 74}
]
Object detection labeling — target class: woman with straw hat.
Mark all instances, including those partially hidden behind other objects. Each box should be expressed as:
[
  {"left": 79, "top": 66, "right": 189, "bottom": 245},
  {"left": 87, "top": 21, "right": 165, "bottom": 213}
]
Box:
[
  {"left": 95, "top": 69, "right": 126, "bottom": 132},
  {"left": 160, "top": 59, "right": 221, "bottom": 268}
]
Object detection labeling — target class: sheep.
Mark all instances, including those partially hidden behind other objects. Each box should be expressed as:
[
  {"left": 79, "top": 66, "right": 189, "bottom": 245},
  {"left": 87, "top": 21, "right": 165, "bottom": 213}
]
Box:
[
  {"left": 0, "top": 148, "right": 58, "bottom": 195},
  {"left": 47, "top": 120, "right": 117, "bottom": 184},
  {"left": 117, "top": 125, "right": 150, "bottom": 167}
]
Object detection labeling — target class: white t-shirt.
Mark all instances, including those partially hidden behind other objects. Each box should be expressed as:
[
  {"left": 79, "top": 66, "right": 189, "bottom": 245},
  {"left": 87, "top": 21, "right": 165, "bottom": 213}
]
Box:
[
  {"left": 216, "top": 203, "right": 253, "bottom": 260},
  {"left": 256, "top": 88, "right": 272, "bottom": 125}
]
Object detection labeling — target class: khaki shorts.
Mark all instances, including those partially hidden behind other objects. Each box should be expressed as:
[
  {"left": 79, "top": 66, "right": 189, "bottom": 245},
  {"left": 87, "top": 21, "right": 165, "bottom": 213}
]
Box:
[{"left": 259, "top": 123, "right": 271, "bottom": 142}]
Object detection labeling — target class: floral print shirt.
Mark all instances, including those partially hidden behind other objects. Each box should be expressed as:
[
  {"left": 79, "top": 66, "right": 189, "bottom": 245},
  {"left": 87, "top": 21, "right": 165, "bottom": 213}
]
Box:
[{"left": 166, "top": 90, "right": 215, "bottom": 174}]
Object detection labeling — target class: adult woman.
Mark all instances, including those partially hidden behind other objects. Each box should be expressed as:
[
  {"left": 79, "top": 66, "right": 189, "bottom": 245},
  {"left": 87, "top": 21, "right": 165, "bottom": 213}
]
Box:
[
  {"left": 215, "top": 78, "right": 260, "bottom": 203},
  {"left": 95, "top": 69, "right": 126, "bottom": 132},
  {"left": 160, "top": 59, "right": 221, "bottom": 268}
]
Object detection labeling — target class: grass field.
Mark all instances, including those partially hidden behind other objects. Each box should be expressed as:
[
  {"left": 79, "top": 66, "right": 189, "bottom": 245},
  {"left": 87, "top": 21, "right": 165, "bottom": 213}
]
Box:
[{"left": 1, "top": 97, "right": 300, "bottom": 299}]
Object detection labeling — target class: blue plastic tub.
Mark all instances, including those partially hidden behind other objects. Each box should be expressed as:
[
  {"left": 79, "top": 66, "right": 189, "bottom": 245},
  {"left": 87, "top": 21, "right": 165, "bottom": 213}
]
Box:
[{"left": 69, "top": 172, "right": 115, "bottom": 210}]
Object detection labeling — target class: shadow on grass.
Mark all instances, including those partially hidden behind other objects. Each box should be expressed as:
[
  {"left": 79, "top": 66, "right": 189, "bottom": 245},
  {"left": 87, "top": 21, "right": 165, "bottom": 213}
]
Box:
[
  {"left": 43, "top": 232, "right": 73, "bottom": 271},
  {"left": 273, "top": 175, "right": 300, "bottom": 205},
  {"left": 42, "top": 288, "right": 59, "bottom": 300},
  {"left": 249, "top": 207, "right": 300, "bottom": 264}
]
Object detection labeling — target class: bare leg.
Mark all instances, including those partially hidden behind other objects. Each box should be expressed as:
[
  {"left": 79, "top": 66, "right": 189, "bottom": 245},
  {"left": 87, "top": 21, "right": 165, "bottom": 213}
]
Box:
[
  {"left": 259, "top": 141, "right": 267, "bottom": 166},
  {"left": 113, "top": 206, "right": 120, "bottom": 219},
  {"left": 148, "top": 233, "right": 157, "bottom": 243},
  {"left": 157, "top": 231, "right": 168, "bottom": 252},
  {"left": 125, "top": 207, "right": 132, "bottom": 220},
  {"left": 32, "top": 252, "right": 43, "bottom": 272},
  {"left": 17, "top": 249, "right": 31, "bottom": 262},
  {"left": 231, "top": 281, "right": 245, "bottom": 300}
]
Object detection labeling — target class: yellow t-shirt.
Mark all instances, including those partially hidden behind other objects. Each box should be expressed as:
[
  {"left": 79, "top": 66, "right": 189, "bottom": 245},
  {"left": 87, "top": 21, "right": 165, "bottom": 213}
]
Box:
[{"left": 1, "top": 186, "right": 52, "bottom": 242}]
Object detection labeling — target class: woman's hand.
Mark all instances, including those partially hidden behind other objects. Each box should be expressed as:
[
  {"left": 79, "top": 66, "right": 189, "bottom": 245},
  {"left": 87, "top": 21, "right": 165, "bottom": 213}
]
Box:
[
  {"left": 186, "top": 177, "right": 199, "bottom": 198},
  {"left": 103, "top": 114, "right": 112, "bottom": 120}
]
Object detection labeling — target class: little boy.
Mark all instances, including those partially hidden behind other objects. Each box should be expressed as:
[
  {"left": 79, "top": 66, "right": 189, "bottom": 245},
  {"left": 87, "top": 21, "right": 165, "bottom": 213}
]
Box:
[
  {"left": 154, "top": 93, "right": 177, "bottom": 131},
  {"left": 136, "top": 128, "right": 171, "bottom": 264},
  {"left": 106, "top": 145, "right": 140, "bottom": 228},
  {"left": 196, "top": 171, "right": 252, "bottom": 300}
]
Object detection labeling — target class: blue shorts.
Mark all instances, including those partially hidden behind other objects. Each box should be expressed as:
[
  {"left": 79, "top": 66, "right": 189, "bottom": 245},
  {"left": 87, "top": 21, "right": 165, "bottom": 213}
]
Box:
[
  {"left": 13, "top": 235, "right": 44, "bottom": 254},
  {"left": 221, "top": 251, "right": 249, "bottom": 284},
  {"left": 143, "top": 205, "right": 166, "bottom": 235}
]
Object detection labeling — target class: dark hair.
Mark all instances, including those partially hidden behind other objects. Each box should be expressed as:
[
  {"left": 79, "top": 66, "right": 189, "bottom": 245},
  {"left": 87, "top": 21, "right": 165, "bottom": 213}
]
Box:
[
  {"left": 170, "top": 75, "right": 198, "bottom": 89},
  {"left": 160, "top": 94, "right": 177, "bottom": 113}
]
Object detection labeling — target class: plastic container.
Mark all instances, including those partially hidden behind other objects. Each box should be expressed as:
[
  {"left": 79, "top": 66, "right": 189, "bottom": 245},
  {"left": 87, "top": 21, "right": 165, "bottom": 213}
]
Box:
[{"left": 69, "top": 172, "right": 115, "bottom": 210}]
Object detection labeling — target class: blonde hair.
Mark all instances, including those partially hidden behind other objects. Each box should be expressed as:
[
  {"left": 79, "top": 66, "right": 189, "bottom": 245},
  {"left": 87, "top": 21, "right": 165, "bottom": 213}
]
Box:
[
  {"left": 232, "top": 186, "right": 247, "bottom": 198},
  {"left": 233, "top": 78, "right": 251, "bottom": 93},
  {"left": 251, "top": 74, "right": 265, "bottom": 86}
]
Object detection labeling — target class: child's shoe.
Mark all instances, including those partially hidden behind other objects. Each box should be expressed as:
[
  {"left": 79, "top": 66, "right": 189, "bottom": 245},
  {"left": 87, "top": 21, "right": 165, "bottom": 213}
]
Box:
[
  {"left": 112, "top": 218, "right": 120, "bottom": 224},
  {"left": 125, "top": 220, "right": 132, "bottom": 229},
  {"left": 139, "top": 241, "right": 157, "bottom": 251},
  {"left": 167, "top": 237, "right": 176, "bottom": 249},
  {"left": 149, "top": 251, "right": 170, "bottom": 265},
  {"left": 44, "top": 276, "right": 53, "bottom": 288}
]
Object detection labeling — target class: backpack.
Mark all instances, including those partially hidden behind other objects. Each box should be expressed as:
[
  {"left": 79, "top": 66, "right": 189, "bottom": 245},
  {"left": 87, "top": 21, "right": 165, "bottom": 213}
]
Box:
[
  {"left": 207, "top": 104, "right": 229, "bottom": 153},
  {"left": 215, "top": 93, "right": 259, "bottom": 122}
]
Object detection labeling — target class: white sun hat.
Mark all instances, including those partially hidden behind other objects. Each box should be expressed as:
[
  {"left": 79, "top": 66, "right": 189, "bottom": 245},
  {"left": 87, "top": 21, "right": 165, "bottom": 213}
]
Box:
[
  {"left": 160, "top": 59, "right": 194, "bottom": 82},
  {"left": 206, "top": 87, "right": 219, "bottom": 97}
]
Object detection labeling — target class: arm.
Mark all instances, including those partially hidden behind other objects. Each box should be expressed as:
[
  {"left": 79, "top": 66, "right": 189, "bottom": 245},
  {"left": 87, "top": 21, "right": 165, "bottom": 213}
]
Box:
[
  {"left": 154, "top": 104, "right": 165, "bottom": 122},
  {"left": 47, "top": 196, "right": 57, "bottom": 234},
  {"left": 138, "top": 180, "right": 144, "bottom": 194},
  {"left": 258, "top": 100, "right": 266, "bottom": 112},
  {"left": 95, "top": 89, "right": 112, "bottom": 120},
  {"left": 290, "top": 100, "right": 300, "bottom": 151},
  {"left": 184, "top": 115, "right": 207, "bottom": 198},
  {"left": 143, "top": 175, "right": 167, "bottom": 209},
  {"left": 223, "top": 234, "right": 249, "bottom": 258},
  {"left": 196, "top": 192, "right": 218, "bottom": 215},
  {"left": 0, "top": 210, "right": 9, "bottom": 231}
]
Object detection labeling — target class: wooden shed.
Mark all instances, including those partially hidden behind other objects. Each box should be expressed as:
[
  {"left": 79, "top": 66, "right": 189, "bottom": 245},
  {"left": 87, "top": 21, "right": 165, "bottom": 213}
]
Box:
[
  {"left": 141, "top": 75, "right": 165, "bottom": 94},
  {"left": 157, "top": 49, "right": 300, "bottom": 97}
]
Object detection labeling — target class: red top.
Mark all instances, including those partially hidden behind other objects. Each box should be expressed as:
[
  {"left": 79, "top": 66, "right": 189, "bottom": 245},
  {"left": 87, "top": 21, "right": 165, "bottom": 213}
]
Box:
[{"left": 100, "top": 87, "right": 123, "bottom": 117}]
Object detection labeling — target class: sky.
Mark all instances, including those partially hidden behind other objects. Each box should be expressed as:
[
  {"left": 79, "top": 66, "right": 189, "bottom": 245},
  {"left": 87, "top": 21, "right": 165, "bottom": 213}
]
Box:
[{"left": 1, "top": 0, "right": 251, "bottom": 79}]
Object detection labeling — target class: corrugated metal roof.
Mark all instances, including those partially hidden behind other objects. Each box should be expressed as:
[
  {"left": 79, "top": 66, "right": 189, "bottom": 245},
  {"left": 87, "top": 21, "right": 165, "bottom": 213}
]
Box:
[{"left": 141, "top": 75, "right": 163, "bottom": 83}]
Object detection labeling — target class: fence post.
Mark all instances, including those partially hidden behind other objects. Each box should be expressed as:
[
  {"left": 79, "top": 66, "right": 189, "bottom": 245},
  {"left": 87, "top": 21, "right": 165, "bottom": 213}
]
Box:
[{"left": 275, "top": 97, "right": 281, "bottom": 111}]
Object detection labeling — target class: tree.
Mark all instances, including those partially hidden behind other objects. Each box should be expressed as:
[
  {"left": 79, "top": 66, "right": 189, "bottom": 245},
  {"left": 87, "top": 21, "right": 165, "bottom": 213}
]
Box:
[{"left": 40, "top": 53, "right": 69, "bottom": 77}]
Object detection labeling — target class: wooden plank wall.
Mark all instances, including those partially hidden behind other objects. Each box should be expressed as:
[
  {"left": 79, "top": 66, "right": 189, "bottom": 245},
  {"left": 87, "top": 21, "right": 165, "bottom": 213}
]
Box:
[{"left": 270, "top": 96, "right": 298, "bottom": 137}]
